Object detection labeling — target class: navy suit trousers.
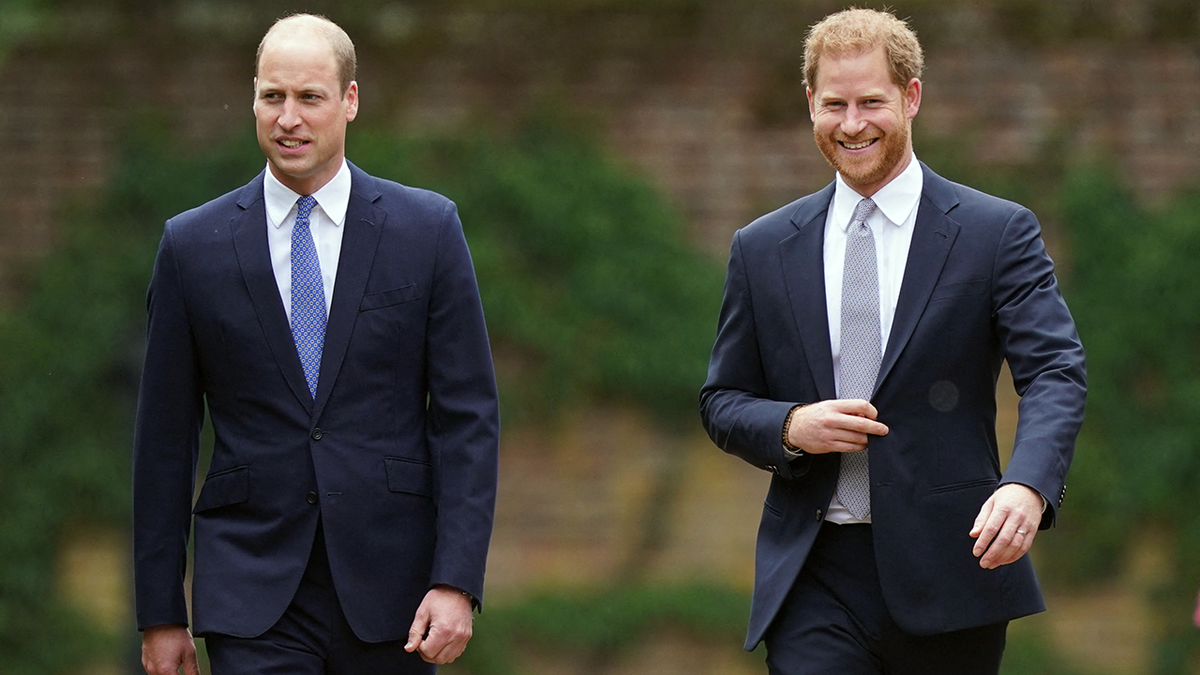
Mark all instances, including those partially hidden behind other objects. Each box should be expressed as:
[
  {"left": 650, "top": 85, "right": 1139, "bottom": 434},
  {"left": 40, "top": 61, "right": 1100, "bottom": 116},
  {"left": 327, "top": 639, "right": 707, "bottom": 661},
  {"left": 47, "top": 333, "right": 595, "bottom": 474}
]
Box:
[
  {"left": 764, "top": 523, "right": 1007, "bottom": 675},
  {"left": 205, "top": 521, "right": 436, "bottom": 675}
]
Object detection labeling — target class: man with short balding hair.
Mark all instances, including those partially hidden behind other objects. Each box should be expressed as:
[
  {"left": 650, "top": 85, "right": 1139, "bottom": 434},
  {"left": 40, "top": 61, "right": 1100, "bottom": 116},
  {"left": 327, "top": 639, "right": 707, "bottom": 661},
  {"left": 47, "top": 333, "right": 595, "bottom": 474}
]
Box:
[
  {"left": 133, "top": 14, "right": 499, "bottom": 675},
  {"left": 701, "top": 8, "right": 1085, "bottom": 674}
]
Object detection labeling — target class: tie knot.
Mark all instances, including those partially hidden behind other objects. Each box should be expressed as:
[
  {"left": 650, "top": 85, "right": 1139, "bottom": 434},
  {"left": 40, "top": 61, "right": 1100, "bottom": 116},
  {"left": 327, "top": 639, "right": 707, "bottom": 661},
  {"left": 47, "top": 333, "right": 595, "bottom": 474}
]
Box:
[
  {"left": 297, "top": 195, "right": 317, "bottom": 221},
  {"left": 852, "top": 198, "right": 877, "bottom": 227}
]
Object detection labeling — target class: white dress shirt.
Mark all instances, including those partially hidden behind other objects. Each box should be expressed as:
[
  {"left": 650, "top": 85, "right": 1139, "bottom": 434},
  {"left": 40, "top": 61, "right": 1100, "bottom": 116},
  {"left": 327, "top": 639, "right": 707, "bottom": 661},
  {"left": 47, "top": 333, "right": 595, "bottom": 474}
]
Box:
[
  {"left": 822, "top": 155, "right": 923, "bottom": 524},
  {"left": 264, "top": 161, "right": 351, "bottom": 322}
]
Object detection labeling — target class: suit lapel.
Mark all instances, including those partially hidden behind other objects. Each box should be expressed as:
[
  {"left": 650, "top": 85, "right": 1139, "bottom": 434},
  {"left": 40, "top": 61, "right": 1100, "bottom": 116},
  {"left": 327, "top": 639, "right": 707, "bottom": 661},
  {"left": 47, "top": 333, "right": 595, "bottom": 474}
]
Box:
[
  {"left": 230, "top": 173, "right": 314, "bottom": 411},
  {"left": 780, "top": 183, "right": 838, "bottom": 401},
  {"left": 876, "top": 165, "right": 961, "bottom": 391},
  {"left": 312, "top": 164, "right": 383, "bottom": 418}
]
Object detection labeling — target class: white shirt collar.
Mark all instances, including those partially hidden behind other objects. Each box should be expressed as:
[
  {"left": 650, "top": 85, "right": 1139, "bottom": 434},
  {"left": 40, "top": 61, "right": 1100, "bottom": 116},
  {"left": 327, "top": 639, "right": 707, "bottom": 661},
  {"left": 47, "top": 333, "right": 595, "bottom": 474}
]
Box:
[
  {"left": 831, "top": 154, "right": 923, "bottom": 231},
  {"left": 263, "top": 160, "right": 352, "bottom": 229}
]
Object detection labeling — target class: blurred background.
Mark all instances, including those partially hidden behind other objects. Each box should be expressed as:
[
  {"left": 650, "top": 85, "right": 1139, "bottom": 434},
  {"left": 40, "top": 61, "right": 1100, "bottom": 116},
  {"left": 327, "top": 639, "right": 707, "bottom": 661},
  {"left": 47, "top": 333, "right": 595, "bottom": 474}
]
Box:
[{"left": 2, "top": 0, "right": 1200, "bottom": 673}]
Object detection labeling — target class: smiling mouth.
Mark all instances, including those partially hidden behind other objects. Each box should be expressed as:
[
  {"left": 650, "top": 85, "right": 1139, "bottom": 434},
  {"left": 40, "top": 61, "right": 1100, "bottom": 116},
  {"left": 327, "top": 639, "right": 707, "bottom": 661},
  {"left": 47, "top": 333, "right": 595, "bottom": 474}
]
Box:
[
  {"left": 278, "top": 139, "right": 307, "bottom": 149},
  {"left": 840, "top": 139, "right": 877, "bottom": 150}
]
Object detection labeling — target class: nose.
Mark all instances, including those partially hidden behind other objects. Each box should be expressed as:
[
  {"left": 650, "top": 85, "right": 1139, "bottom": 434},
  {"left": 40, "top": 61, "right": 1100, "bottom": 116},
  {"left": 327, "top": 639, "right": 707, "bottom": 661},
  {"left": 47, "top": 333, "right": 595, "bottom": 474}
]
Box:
[
  {"left": 277, "top": 98, "right": 302, "bottom": 130},
  {"left": 841, "top": 105, "right": 868, "bottom": 136}
]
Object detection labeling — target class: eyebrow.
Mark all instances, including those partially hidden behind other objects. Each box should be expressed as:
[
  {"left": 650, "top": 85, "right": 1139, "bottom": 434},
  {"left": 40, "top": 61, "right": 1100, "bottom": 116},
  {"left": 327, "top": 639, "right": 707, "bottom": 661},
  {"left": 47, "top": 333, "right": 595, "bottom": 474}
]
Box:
[
  {"left": 817, "top": 89, "right": 891, "bottom": 103},
  {"left": 256, "top": 82, "right": 335, "bottom": 95}
]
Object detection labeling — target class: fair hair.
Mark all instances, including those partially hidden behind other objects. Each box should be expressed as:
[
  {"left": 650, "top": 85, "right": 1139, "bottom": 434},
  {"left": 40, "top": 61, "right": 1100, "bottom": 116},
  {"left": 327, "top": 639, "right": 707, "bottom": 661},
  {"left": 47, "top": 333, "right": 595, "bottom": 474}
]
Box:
[
  {"left": 803, "top": 8, "right": 924, "bottom": 90},
  {"left": 256, "top": 14, "right": 357, "bottom": 96}
]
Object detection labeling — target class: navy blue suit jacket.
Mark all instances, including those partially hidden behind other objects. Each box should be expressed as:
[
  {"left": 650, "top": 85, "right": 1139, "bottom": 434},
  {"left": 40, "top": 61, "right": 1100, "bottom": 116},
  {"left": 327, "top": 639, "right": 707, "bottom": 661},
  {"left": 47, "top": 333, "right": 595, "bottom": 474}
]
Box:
[
  {"left": 133, "top": 163, "right": 500, "bottom": 642},
  {"left": 700, "top": 163, "right": 1085, "bottom": 650}
]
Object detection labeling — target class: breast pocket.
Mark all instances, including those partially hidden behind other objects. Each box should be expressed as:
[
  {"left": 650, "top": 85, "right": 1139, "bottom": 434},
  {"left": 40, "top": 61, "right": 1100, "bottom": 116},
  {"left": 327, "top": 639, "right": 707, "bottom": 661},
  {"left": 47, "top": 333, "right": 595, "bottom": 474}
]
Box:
[
  {"left": 360, "top": 284, "right": 423, "bottom": 312},
  {"left": 928, "top": 279, "right": 989, "bottom": 303}
]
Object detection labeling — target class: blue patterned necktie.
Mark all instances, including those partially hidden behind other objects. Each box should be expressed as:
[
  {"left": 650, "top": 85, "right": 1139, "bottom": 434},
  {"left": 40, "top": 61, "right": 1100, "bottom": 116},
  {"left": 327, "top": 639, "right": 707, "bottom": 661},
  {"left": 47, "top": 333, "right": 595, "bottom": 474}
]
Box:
[
  {"left": 836, "top": 197, "right": 880, "bottom": 520},
  {"left": 290, "top": 195, "right": 326, "bottom": 400}
]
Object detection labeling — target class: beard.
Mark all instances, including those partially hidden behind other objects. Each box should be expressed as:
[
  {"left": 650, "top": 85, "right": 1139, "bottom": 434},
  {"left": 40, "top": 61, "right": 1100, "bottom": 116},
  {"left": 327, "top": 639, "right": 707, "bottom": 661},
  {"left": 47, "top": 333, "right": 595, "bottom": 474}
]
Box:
[{"left": 814, "top": 120, "right": 910, "bottom": 193}]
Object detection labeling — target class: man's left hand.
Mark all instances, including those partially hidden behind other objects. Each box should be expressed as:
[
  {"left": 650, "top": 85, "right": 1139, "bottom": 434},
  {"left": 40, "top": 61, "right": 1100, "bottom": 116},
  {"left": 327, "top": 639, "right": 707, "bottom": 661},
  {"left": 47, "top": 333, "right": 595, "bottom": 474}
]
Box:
[
  {"left": 405, "top": 585, "right": 474, "bottom": 664},
  {"left": 969, "top": 483, "right": 1043, "bottom": 569}
]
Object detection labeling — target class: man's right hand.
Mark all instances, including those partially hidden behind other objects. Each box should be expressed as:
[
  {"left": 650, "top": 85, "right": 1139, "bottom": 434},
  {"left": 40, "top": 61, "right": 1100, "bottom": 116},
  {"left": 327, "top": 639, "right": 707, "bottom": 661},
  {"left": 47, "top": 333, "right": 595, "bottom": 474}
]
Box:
[
  {"left": 142, "top": 624, "right": 200, "bottom": 675},
  {"left": 787, "top": 399, "right": 889, "bottom": 454}
]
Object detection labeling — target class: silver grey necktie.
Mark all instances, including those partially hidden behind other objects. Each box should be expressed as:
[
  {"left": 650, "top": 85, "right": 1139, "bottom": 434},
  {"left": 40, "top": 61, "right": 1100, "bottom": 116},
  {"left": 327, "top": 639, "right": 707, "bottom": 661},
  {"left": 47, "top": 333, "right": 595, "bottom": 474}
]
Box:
[{"left": 836, "top": 197, "right": 880, "bottom": 520}]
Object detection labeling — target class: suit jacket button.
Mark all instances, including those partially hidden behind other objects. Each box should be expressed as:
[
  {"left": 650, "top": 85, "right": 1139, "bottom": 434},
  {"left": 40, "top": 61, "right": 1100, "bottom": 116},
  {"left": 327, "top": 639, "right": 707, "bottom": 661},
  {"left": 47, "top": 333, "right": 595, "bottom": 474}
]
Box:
[
  {"left": 306, "top": 491, "right": 319, "bottom": 505},
  {"left": 311, "top": 428, "right": 323, "bottom": 441},
  {"left": 815, "top": 509, "right": 823, "bottom": 521}
]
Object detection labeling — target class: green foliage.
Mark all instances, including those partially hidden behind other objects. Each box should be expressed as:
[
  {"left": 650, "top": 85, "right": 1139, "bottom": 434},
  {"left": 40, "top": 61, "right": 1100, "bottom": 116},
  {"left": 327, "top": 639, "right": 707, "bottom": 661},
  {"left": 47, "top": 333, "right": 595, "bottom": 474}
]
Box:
[
  {"left": 0, "top": 0, "right": 48, "bottom": 66},
  {"left": 999, "top": 627, "right": 1091, "bottom": 675},
  {"left": 448, "top": 583, "right": 753, "bottom": 675},
  {"left": 348, "top": 120, "right": 723, "bottom": 427},
  {"left": 1054, "top": 167, "right": 1200, "bottom": 550},
  {"left": 1048, "top": 166, "right": 1200, "bottom": 671},
  {"left": 0, "top": 118, "right": 262, "bottom": 673}
]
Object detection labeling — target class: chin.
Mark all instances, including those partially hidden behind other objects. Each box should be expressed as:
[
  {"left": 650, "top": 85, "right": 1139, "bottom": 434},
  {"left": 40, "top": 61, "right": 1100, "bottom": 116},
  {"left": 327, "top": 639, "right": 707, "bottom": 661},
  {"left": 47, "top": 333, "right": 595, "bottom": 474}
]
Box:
[{"left": 839, "top": 163, "right": 889, "bottom": 188}]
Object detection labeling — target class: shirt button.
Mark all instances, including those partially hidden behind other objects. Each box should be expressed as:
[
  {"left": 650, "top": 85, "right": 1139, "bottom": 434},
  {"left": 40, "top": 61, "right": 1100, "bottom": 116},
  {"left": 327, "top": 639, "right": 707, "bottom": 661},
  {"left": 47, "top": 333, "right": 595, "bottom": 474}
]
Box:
[
  {"left": 306, "top": 491, "right": 319, "bottom": 505},
  {"left": 311, "top": 428, "right": 323, "bottom": 441}
]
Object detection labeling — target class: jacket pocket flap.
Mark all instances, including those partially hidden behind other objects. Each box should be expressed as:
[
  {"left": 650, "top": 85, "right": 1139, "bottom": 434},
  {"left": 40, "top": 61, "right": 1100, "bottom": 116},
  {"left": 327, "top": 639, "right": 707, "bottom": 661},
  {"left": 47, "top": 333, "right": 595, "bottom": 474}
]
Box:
[
  {"left": 930, "top": 476, "right": 998, "bottom": 494},
  {"left": 360, "top": 284, "right": 422, "bottom": 311},
  {"left": 384, "top": 457, "right": 434, "bottom": 497},
  {"left": 193, "top": 466, "right": 249, "bottom": 513}
]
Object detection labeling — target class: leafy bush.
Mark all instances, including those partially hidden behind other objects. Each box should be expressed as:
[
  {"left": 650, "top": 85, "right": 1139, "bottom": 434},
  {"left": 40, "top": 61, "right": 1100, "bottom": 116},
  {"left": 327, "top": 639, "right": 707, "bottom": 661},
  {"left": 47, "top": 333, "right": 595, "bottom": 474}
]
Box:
[
  {"left": 348, "top": 121, "right": 723, "bottom": 427},
  {"left": 1050, "top": 166, "right": 1200, "bottom": 673},
  {"left": 450, "top": 582, "right": 754, "bottom": 675}
]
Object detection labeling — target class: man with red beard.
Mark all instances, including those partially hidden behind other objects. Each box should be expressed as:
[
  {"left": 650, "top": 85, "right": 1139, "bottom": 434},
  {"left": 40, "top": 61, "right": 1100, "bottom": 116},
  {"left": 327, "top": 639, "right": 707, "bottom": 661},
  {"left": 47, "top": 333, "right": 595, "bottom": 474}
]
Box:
[{"left": 700, "top": 8, "right": 1085, "bottom": 674}]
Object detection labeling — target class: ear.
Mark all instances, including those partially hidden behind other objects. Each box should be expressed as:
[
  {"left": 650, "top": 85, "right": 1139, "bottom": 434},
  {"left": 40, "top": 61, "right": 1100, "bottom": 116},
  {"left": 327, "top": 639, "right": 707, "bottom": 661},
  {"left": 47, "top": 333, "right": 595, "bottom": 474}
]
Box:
[
  {"left": 904, "top": 78, "right": 921, "bottom": 120},
  {"left": 345, "top": 81, "right": 359, "bottom": 122},
  {"left": 806, "top": 86, "right": 816, "bottom": 122}
]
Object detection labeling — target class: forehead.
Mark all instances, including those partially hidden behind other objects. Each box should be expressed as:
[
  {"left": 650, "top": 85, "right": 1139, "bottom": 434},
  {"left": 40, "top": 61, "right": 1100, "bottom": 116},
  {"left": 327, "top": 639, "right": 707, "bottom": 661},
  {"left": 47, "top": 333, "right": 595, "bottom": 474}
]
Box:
[
  {"left": 811, "top": 47, "right": 897, "bottom": 97},
  {"left": 257, "top": 33, "right": 339, "bottom": 87}
]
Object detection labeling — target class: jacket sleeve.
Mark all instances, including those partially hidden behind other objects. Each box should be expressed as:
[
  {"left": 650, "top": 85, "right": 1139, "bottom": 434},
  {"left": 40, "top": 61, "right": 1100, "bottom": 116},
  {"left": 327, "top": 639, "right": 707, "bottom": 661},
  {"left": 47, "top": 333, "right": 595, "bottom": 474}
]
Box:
[
  {"left": 699, "top": 230, "right": 811, "bottom": 480},
  {"left": 423, "top": 201, "right": 500, "bottom": 607},
  {"left": 991, "top": 207, "right": 1087, "bottom": 528},
  {"left": 132, "top": 223, "right": 205, "bottom": 630}
]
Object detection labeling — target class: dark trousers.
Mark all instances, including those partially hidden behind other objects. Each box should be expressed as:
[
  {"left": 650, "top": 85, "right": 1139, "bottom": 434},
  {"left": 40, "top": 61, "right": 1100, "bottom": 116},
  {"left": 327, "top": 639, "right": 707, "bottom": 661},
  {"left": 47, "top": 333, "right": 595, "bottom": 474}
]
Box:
[
  {"left": 205, "top": 523, "right": 435, "bottom": 675},
  {"left": 764, "top": 523, "right": 1007, "bottom": 675}
]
